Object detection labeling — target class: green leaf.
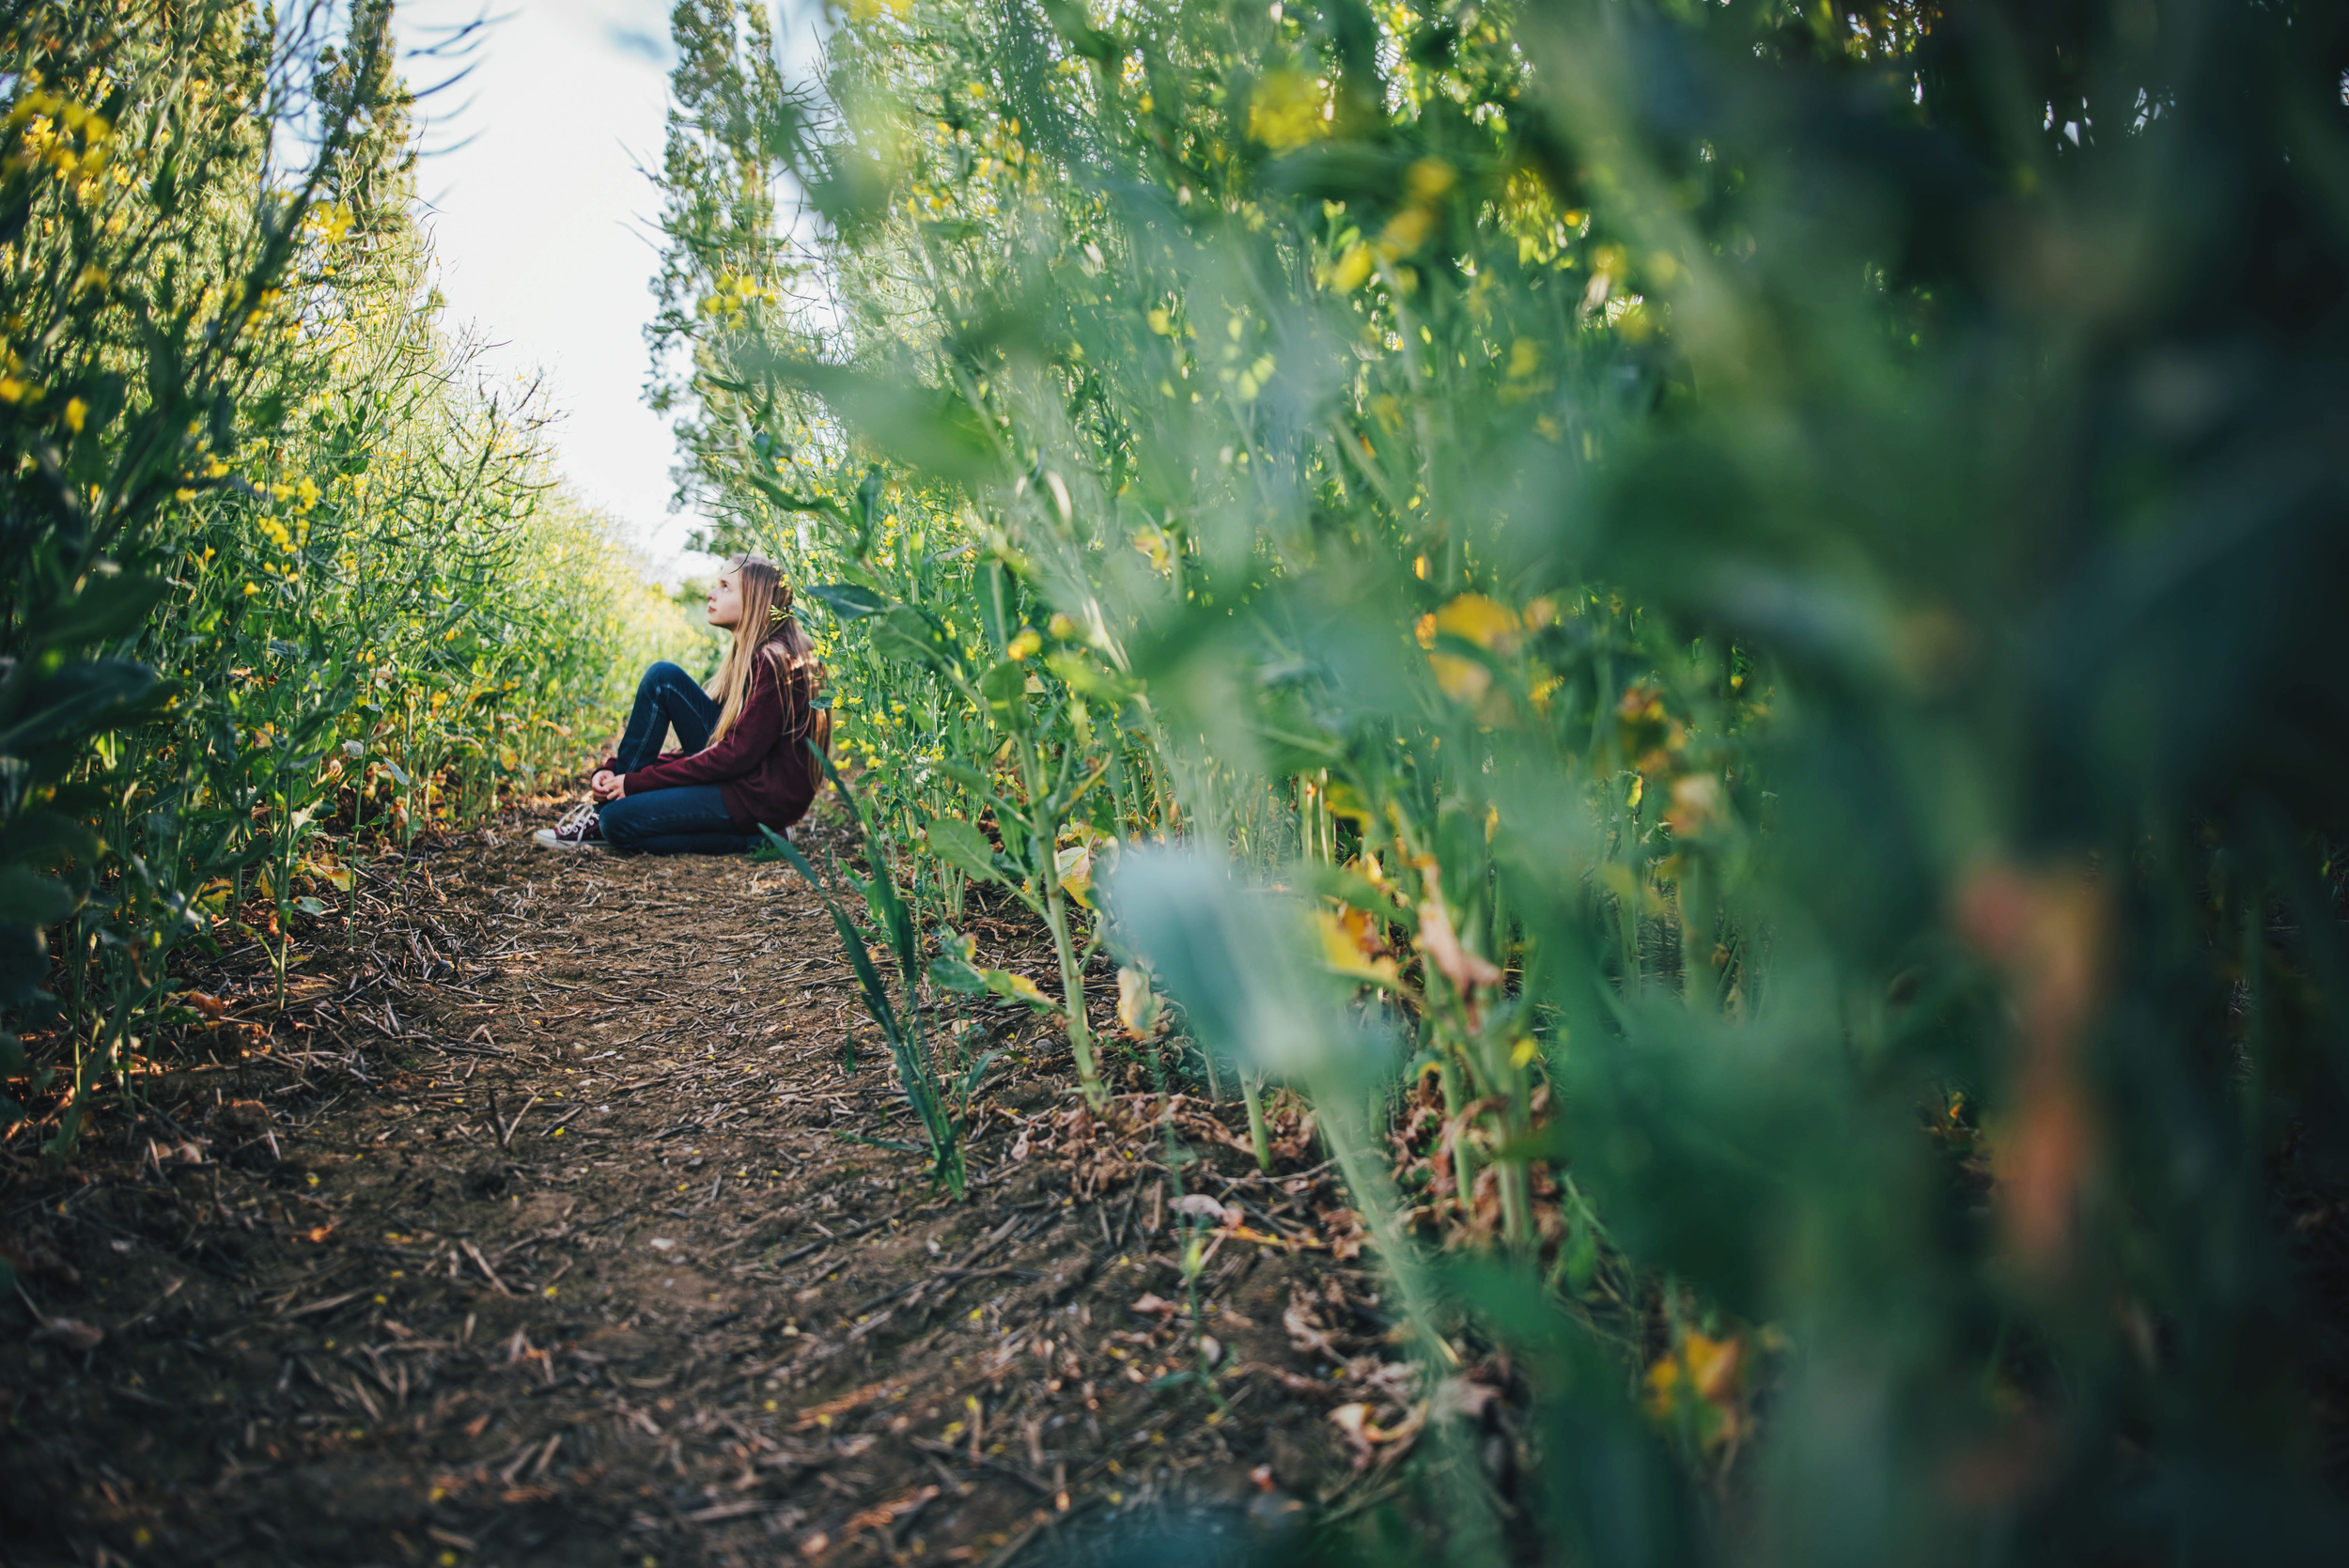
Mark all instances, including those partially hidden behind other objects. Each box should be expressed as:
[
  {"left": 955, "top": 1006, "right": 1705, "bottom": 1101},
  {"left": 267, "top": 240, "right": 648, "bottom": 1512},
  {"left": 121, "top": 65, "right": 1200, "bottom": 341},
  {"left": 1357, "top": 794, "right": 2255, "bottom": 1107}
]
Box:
[
  {"left": 978, "top": 659, "right": 1031, "bottom": 730},
  {"left": 1043, "top": 650, "right": 1137, "bottom": 705},
  {"left": 806, "top": 751, "right": 918, "bottom": 988},
  {"left": 957, "top": 1048, "right": 1002, "bottom": 1101},
  {"left": 1309, "top": 862, "right": 1417, "bottom": 932},
  {"left": 0, "top": 659, "right": 161, "bottom": 754},
  {"left": 37, "top": 570, "right": 171, "bottom": 644},
  {"left": 980, "top": 969, "right": 1059, "bottom": 1014},
  {"left": 977, "top": 560, "right": 1014, "bottom": 657},
  {"left": 830, "top": 904, "right": 905, "bottom": 1047},
  {"left": 925, "top": 816, "right": 1004, "bottom": 886},
  {"left": 870, "top": 604, "right": 969, "bottom": 684},
  {"left": 293, "top": 896, "right": 330, "bottom": 916},
  {"left": 928, "top": 928, "right": 991, "bottom": 994},
  {"left": 933, "top": 757, "right": 996, "bottom": 797},
  {"left": 0, "top": 921, "right": 50, "bottom": 1010},
  {"left": 853, "top": 466, "right": 885, "bottom": 557},
  {"left": 1563, "top": 1219, "right": 1600, "bottom": 1296},
  {"left": 743, "top": 351, "right": 999, "bottom": 485},
  {"left": 761, "top": 825, "right": 904, "bottom": 1044},
  {"left": 805, "top": 582, "right": 890, "bottom": 620},
  {"left": 0, "top": 868, "right": 74, "bottom": 926}
]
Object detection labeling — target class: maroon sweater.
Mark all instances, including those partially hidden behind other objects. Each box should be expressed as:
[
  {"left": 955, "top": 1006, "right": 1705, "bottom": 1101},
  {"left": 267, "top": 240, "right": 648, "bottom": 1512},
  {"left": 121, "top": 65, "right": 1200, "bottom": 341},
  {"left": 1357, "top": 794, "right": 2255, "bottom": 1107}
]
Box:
[{"left": 617, "top": 635, "right": 824, "bottom": 831}]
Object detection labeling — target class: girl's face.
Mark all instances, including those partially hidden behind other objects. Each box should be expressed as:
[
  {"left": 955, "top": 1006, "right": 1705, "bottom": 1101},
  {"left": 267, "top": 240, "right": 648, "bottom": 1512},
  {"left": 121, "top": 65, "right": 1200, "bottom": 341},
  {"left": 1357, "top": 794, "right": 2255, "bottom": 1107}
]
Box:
[{"left": 707, "top": 571, "right": 743, "bottom": 629}]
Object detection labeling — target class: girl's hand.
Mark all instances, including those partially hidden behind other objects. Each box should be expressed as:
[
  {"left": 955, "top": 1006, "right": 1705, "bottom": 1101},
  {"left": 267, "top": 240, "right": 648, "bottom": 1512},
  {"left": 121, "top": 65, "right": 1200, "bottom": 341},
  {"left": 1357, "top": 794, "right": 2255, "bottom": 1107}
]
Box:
[{"left": 591, "top": 768, "right": 625, "bottom": 802}]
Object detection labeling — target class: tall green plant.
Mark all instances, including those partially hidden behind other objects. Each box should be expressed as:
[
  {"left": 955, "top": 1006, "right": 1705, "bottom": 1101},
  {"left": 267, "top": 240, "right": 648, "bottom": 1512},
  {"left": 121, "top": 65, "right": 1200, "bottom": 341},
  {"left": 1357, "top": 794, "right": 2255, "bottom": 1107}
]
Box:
[
  {"left": 0, "top": 0, "right": 402, "bottom": 1152},
  {"left": 766, "top": 753, "right": 993, "bottom": 1199}
]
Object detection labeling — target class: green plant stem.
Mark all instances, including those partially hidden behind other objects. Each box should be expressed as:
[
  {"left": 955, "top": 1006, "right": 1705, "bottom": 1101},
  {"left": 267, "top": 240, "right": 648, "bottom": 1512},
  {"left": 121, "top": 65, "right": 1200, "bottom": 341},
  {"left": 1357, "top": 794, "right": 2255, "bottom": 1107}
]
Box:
[
  {"left": 1040, "top": 869, "right": 1101, "bottom": 1106},
  {"left": 1440, "top": 1053, "right": 1478, "bottom": 1219},
  {"left": 1018, "top": 731, "right": 1103, "bottom": 1107},
  {"left": 1240, "top": 1068, "right": 1272, "bottom": 1172}
]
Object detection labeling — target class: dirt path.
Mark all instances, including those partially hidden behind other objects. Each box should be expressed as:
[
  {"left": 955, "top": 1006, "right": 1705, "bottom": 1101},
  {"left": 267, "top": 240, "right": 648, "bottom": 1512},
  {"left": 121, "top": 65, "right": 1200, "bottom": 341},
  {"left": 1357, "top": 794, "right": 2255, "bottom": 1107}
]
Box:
[{"left": 2, "top": 817, "right": 1416, "bottom": 1567}]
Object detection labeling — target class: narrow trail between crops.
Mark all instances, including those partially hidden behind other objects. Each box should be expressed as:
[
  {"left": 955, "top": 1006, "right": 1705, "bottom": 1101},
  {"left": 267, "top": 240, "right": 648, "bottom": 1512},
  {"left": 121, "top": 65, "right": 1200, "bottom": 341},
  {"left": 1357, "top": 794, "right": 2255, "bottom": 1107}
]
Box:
[{"left": 2, "top": 813, "right": 1431, "bottom": 1568}]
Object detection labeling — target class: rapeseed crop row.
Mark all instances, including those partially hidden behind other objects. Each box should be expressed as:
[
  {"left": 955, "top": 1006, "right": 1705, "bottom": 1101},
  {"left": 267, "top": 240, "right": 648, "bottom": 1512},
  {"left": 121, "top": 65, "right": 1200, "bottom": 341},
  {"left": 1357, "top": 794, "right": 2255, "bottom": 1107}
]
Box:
[
  {"left": 652, "top": 0, "right": 2349, "bottom": 1560},
  {"left": 0, "top": 3, "right": 705, "bottom": 1158}
]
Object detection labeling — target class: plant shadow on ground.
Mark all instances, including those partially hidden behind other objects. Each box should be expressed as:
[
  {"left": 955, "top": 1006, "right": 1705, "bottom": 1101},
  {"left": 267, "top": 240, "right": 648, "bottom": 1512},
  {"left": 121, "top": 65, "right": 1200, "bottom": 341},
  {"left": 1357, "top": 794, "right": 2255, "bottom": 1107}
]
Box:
[{"left": 0, "top": 802, "right": 1439, "bottom": 1568}]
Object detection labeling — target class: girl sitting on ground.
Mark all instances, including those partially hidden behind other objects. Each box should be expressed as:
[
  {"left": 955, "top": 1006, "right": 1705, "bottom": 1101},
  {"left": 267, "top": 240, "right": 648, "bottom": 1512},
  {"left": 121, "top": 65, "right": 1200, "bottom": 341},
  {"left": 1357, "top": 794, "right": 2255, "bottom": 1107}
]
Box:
[{"left": 535, "top": 555, "right": 828, "bottom": 854}]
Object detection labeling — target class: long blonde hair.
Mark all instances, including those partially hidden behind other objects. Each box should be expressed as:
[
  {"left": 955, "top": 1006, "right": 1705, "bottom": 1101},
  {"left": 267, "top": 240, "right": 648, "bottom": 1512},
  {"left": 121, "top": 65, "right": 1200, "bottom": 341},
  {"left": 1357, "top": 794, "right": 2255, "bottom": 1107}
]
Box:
[{"left": 707, "top": 555, "right": 824, "bottom": 747}]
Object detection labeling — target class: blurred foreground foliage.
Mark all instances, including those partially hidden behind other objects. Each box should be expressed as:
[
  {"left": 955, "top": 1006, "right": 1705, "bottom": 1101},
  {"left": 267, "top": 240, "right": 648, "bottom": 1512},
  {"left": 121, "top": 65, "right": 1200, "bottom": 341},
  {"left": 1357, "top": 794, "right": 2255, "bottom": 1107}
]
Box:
[
  {"left": 0, "top": 2, "right": 707, "bottom": 1161},
  {"left": 655, "top": 0, "right": 2349, "bottom": 1560}
]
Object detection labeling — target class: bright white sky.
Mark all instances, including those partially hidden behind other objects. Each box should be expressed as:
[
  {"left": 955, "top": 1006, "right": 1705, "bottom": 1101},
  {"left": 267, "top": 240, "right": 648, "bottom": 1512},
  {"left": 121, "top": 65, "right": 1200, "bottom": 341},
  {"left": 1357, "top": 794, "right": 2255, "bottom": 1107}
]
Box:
[{"left": 387, "top": 2, "right": 823, "bottom": 582}]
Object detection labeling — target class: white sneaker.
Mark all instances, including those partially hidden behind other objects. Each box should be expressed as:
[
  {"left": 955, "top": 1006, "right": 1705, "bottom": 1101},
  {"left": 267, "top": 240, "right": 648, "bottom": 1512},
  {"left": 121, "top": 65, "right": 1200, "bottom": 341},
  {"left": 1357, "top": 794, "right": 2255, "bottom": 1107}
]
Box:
[{"left": 532, "top": 800, "right": 607, "bottom": 851}]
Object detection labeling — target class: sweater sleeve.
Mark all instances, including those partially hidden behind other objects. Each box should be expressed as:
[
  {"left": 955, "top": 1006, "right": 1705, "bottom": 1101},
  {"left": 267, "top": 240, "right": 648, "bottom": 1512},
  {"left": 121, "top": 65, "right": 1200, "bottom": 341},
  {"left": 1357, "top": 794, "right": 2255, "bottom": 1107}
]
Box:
[{"left": 622, "top": 655, "right": 784, "bottom": 794}]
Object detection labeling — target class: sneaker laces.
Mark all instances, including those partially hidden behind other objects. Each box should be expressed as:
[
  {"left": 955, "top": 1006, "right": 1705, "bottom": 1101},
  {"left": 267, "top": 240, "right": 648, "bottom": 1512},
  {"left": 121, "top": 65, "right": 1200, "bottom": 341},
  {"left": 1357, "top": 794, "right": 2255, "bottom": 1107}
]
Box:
[{"left": 552, "top": 800, "right": 600, "bottom": 840}]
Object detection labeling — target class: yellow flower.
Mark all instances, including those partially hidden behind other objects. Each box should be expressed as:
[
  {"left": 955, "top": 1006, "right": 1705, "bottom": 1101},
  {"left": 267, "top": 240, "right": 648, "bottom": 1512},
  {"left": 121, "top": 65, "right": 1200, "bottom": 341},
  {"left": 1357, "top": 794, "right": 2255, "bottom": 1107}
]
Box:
[
  {"left": 1434, "top": 593, "right": 1520, "bottom": 649},
  {"left": 1006, "top": 628, "right": 1042, "bottom": 661},
  {"left": 1642, "top": 1330, "right": 1746, "bottom": 1450},
  {"left": 63, "top": 396, "right": 86, "bottom": 433},
  {"left": 1248, "top": 70, "right": 1330, "bottom": 153},
  {"left": 1423, "top": 594, "right": 1521, "bottom": 704},
  {"left": 1379, "top": 204, "right": 1434, "bottom": 256},
  {"left": 1131, "top": 527, "right": 1174, "bottom": 574},
  {"left": 1323, "top": 243, "right": 1374, "bottom": 293},
  {"left": 1406, "top": 159, "right": 1456, "bottom": 202}
]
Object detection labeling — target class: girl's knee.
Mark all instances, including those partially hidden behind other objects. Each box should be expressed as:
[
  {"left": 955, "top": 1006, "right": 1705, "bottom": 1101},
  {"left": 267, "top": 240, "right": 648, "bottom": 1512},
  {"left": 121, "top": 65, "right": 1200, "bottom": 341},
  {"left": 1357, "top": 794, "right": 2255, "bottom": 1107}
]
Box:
[{"left": 638, "top": 660, "right": 686, "bottom": 692}]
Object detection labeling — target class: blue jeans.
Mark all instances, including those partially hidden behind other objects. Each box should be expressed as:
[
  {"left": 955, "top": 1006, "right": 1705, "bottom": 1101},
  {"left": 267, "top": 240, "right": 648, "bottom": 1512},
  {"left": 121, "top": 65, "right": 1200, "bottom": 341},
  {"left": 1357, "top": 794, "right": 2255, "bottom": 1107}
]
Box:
[
  {"left": 598, "top": 784, "right": 754, "bottom": 856},
  {"left": 613, "top": 661, "right": 718, "bottom": 771},
  {"left": 600, "top": 663, "right": 752, "bottom": 855}
]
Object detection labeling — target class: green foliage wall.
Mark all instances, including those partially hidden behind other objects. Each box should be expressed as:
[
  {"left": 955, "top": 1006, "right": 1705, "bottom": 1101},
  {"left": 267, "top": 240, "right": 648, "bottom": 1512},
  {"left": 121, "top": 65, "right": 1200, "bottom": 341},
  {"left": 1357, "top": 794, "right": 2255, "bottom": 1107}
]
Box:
[
  {"left": 657, "top": 1, "right": 2349, "bottom": 1560},
  {"left": 0, "top": 1, "right": 706, "bottom": 1157}
]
